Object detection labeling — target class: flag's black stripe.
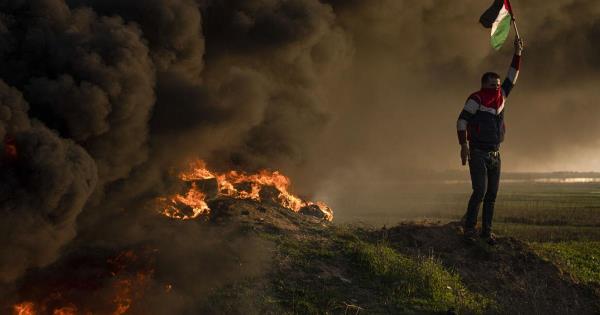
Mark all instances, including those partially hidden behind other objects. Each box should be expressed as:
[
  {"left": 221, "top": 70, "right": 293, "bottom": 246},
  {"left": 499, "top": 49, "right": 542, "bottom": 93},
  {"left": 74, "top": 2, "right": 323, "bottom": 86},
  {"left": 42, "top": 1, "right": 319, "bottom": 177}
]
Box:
[{"left": 479, "top": 0, "right": 504, "bottom": 28}]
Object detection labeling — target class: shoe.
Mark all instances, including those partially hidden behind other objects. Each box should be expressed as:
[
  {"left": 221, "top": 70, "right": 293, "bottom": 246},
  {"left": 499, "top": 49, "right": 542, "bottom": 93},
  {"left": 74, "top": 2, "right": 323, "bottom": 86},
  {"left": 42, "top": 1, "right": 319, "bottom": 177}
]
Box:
[
  {"left": 481, "top": 232, "right": 497, "bottom": 246},
  {"left": 463, "top": 229, "right": 478, "bottom": 243}
]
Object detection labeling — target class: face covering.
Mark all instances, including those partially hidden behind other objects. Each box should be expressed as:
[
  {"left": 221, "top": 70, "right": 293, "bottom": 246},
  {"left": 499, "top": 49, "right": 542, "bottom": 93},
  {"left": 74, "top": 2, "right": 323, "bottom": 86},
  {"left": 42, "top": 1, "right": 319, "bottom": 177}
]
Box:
[{"left": 475, "top": 87, "right": 503, "bottom": 110}]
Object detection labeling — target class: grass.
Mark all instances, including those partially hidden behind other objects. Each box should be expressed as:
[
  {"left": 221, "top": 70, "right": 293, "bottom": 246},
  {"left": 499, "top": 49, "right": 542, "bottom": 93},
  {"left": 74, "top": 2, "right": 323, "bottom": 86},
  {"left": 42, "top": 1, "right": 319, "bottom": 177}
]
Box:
[
  {"left": 338, "top": 181, "right": 600, "bottom": 229},
  {"left": 494, "top": 223, "right": 600, "bottom": 242},
  {"left": 262, "top": 216, "right": 599, "bottom": 314},
  {"left": 345, "top": 240, "right": 492, "bottom": 314},
  {"left": 201, "top": 280, "right": 278, "bottom": 314},
  {"left": 530, "top": 241, "right": 600, "bottom": 286},
  {"left": 270, "top": 234, "right": 353, "bottom": 314},
  {"left": 265, "top": 225, "right": 494, "bottom": 314}
]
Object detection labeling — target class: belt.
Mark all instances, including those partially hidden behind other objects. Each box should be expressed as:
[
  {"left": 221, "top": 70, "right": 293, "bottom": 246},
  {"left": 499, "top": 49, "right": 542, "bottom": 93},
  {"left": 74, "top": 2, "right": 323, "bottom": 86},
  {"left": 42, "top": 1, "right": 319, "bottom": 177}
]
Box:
[{"left": 473, "top": 148, "right": 500, "bottom": 157}]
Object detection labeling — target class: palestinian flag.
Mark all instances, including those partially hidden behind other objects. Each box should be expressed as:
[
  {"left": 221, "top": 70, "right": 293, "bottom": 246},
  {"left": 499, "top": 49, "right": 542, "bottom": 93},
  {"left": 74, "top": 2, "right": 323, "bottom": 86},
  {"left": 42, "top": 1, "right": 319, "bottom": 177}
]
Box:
[{"left": 480, "top": 0, "right": 514, "bottom": 50}]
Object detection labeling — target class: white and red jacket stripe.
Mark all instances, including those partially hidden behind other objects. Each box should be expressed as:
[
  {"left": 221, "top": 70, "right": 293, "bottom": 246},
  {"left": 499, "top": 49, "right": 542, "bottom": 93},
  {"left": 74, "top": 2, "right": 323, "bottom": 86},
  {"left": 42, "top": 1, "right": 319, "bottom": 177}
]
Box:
[{"left": 457, "top": 54, "right": 521, "bottom": 148}]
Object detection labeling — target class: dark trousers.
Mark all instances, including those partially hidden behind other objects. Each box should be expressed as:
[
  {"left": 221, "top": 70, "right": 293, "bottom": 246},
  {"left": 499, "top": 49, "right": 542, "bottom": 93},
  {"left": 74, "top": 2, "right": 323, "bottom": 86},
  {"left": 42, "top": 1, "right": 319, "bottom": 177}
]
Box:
[{"left": 464, "top": 149, "right": 501, "bottom": 235}]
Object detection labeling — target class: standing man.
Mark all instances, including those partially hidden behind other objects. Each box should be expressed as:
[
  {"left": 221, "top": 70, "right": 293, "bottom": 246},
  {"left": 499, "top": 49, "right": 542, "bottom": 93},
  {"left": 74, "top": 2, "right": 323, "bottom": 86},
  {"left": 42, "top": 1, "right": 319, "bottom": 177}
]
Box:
[{"left": 457, "top": 37, "right": 524, "bottom": 245}]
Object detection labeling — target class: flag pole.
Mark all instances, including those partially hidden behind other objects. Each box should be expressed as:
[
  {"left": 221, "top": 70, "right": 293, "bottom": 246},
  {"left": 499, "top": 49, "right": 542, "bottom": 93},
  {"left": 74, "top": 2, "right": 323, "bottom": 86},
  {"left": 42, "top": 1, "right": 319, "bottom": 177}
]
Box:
[
  {"left": 512, "top": 18, "right": 521, "bottom": 40},
  {"left": 510, "top": 0, "right": 521, "bottom": 40}
]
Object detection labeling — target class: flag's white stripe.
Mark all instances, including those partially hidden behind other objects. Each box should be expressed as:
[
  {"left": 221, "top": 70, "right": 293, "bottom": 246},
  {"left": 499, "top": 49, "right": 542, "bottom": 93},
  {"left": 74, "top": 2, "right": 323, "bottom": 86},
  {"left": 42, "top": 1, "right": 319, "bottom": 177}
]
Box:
[{"left": 491, "top": 5, "right": 510, "bottom": 36}]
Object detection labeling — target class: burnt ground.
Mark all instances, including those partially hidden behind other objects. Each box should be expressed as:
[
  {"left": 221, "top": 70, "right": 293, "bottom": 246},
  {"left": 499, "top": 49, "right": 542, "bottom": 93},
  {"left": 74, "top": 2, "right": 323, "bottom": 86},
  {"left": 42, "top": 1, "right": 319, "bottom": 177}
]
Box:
[{"left": 200, "top": 197, "right": 600, "bottom": 315}]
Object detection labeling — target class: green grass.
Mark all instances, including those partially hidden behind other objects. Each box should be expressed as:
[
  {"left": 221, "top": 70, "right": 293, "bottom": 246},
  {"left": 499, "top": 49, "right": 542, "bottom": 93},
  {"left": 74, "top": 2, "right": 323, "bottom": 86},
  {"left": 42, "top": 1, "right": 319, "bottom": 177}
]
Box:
[
  {"left": 264, "top": 227, "right": 495, "bottom": 314},
  {"left": 494, "top": 223, "right": 600, "bottom": 242},
  {"left": 531, "top": 241, "right": 600, "bottom": 285},
  {"left": 345, "top": 240, "right": 493, "bottom": 314},
  {"left": 270, "top": 234, "right": 352, "bottom": 314}
]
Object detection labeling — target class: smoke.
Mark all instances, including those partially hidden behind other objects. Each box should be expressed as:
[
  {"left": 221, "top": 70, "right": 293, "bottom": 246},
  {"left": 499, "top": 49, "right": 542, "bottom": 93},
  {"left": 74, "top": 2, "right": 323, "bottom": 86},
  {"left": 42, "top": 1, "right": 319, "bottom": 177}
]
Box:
[
  {"left": 310, "top": 0, "right": 600, "bottom": 175},
  {"left": 0, "top": 80, "right": 97, "bottom": 282},
  {"left": 0, "top": 0, "right": 599, "bottom": 311},
  {"left": 291, "top": 0, "right": 600, "bottom": 215}
]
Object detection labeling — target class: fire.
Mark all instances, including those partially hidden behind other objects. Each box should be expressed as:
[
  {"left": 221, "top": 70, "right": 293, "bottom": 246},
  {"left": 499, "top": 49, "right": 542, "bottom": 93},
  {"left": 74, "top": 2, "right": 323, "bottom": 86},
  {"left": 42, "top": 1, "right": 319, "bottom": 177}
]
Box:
[
  {"left": 158, "top": 189, "right": 210, "bottom": 220},
  {"left": 107, "top": 250, "right": 154, "bottom": 315},
  {"left": 3, "top": 135, "right": 18, "bottom": 161},
  {"left": 159, "top": 160, "right": 333, "bottom": 221},
  {"left": 52, "top": 306, "right": 78, "bottom": 315},
  {"left": 13, "top": 302, "right": 35, "bottom": 315},
  {"left": 12, "top": 249, "right": 154, "bottom": 315},
  {"left": 13, "top": 302, "right": 78, "bottom": 315},
  {"left": 11, "top": 163, "right": 332, "bottom": 314}
]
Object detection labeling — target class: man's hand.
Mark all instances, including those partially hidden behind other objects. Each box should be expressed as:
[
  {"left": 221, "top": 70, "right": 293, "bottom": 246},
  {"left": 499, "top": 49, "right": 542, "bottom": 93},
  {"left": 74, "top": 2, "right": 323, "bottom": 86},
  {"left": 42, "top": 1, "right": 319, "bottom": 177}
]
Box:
[
  {"left": 514, "top": 37, "right": 524, "bottom": 55},
  {"left": 460, "top": 143, "right": 469, "bottom": 166}
]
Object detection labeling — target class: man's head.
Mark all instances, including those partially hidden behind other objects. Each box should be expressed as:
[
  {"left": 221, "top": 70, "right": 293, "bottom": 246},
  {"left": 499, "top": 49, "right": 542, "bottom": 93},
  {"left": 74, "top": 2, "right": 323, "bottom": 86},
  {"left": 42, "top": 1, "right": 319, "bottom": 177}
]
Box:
[{"left": 481, "top": 72, "right": 501, "bottom": 90}]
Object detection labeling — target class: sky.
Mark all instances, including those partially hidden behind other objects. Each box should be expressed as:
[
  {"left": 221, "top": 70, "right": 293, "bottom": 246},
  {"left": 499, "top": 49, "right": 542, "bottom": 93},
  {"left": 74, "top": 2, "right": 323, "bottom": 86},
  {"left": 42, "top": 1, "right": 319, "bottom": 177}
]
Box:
[{"left": 306, "top": 0, "right": 600, "bottom": 176}]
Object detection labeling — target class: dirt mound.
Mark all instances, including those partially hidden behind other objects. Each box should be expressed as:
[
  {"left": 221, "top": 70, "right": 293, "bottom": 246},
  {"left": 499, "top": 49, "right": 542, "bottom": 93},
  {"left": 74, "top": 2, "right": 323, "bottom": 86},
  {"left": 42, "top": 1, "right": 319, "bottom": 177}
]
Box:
[
  {"left": 383, "top": 222, "right": 600, "bottom": 314},
  {"left": 207, "top": 196, "right": 330, "bottom": 232}
]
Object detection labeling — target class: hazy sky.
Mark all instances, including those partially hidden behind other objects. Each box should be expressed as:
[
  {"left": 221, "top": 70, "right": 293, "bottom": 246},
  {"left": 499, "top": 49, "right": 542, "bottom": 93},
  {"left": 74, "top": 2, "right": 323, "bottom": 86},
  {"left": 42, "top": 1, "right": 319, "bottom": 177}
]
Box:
[{"left": 309, "top": 0, "right": 600, "bottom": 176}]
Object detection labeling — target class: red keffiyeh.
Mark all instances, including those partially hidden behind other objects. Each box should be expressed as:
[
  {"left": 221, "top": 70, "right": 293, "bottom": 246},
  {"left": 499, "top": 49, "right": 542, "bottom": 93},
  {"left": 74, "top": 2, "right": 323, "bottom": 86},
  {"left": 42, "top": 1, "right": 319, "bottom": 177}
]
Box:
[{"left": 473, "top": 87, "right": 503, "bottom": 110}]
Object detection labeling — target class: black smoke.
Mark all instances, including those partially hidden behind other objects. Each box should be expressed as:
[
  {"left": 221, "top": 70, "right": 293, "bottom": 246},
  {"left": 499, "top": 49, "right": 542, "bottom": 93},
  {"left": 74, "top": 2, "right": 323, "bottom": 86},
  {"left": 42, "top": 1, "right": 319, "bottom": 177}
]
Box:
[{"left": 0, "top": 0, "right": 349, "bottom": 312}]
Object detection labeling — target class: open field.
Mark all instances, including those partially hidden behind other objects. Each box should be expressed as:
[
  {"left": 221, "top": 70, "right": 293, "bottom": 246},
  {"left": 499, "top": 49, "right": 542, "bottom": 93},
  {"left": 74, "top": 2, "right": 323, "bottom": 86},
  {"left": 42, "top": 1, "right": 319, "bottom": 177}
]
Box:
[{"left": 334, "top": 178, "right": 600, "bottom": 242}]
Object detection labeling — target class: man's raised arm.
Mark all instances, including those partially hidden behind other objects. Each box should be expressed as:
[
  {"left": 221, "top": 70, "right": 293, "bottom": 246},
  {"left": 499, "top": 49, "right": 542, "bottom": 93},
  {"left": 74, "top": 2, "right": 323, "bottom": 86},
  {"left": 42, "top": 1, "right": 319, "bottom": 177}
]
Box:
[{"left": 501, "top": 37, "right": 524, "bottom": 97}]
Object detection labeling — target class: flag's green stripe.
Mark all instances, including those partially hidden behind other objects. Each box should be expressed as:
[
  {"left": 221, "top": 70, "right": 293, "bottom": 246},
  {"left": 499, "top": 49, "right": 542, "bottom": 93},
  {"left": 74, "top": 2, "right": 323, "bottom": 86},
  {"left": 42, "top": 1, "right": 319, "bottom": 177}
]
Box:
[{"left": 491, "top": 14, "right": 512, "bottom": 50}]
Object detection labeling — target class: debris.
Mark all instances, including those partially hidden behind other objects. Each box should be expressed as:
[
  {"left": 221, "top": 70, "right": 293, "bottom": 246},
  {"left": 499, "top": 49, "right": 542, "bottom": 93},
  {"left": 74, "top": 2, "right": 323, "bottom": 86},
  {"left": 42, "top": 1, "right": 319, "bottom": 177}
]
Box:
[{"left": 299, "top": 204, "right": 328, "bottom": 219}]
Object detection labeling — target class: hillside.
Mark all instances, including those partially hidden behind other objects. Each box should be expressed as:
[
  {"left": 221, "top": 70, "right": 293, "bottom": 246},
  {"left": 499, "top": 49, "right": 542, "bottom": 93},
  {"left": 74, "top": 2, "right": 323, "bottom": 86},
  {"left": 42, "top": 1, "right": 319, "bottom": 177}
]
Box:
[{"left": 198, "top": 197, "right": 600, "bottom": 315}]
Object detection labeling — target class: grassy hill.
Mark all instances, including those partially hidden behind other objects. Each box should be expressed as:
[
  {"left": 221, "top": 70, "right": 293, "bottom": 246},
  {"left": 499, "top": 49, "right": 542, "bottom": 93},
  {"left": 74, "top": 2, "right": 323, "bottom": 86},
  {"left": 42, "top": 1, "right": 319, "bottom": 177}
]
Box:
[{"left": 199, "top": 197, "right": 600, "bottom": 314}]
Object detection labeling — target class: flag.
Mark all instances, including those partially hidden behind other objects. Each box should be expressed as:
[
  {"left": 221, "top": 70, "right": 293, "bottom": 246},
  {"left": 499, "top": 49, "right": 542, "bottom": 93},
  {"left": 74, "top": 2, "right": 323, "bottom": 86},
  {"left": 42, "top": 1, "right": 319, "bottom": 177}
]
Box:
[{"left": 480, "top": 0, "right": 514, "bottom": 50}]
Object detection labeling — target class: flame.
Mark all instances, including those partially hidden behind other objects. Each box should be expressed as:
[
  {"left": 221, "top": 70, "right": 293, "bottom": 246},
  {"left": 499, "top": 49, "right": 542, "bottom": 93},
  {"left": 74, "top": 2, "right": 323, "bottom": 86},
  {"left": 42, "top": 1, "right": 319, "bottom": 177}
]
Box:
[
  {"left": 3, "top": 135, "right": 18, "bottom": 161},
  {"left": 13, "top": 302, "right": 35, "bottom": 315},
  {"left": 113, "top": 279, "right": 133, "bottom": 315},
  {"left": 13, "top": 249, "right": 155, "bottom": 315},
  {"left": 158, "top": 188, "right": 210, "bottom": 220},
  {"left": 53, "top": 306, "right": 78, "bottom": 315},
  {"left": 107, "top": 250, "right": 154, "bottom": 315},
  {"left": 13, "top": 302, "right": 78, "bottom": 315},
  {"left": 159, "top": 160, "right": 333, "bottom": 221}
]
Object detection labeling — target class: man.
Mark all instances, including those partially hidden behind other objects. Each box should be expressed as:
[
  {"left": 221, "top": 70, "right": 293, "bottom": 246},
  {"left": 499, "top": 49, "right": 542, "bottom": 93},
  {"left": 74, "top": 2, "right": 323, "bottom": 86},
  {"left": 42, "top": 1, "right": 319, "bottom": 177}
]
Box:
[{"left": 456, "top": 37, "right": 523, "bottom": 245}]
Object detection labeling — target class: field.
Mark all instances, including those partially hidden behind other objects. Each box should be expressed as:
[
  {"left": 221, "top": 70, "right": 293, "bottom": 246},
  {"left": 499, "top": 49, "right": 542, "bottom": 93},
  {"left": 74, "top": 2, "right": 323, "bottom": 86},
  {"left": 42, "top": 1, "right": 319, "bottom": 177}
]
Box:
[{"left": 334, "top": 177, "right": 600, "bottom": 288}]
